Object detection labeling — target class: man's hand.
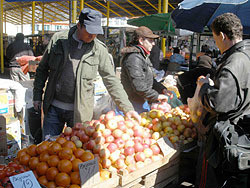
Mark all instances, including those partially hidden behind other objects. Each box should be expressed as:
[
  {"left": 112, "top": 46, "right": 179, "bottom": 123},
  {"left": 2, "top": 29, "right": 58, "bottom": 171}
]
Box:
[
  {"left": 33, "top": 101, "right": 42, "bottom": 111},
  {"left": 126, "top": 110, "right": 141, "bottom": 124}
]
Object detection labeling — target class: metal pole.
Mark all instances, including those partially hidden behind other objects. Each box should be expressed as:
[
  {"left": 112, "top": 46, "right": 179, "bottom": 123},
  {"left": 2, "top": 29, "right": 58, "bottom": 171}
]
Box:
[
  {"left": 158, "top": 0, "right": 161, "bottom": 13},
  {"left": 0, "top": 0, "right": 3, "bottom": 73},
  {"left": 69, "top": 1, "right": 72, "bottom": 27},
  {"left": 72, "top": 0, "right": 77, "bottom": 24},
  {"left": 21, "top": 9, "right": 23, "bottom": 33},
  {"left": 161, "top": 0, "right": 168, "bottom": 58},
  {"left": 32, "top": 2, "right": 35, "bottom": 35},
  {"left": 80, "top": 0, "right": 84, "bottom": 11},
  {"left": 107, "top": 1, "right": 110, "bottom": 27},
  {"left": 42, "top": 3, "right": 44, "bottom": 35}
]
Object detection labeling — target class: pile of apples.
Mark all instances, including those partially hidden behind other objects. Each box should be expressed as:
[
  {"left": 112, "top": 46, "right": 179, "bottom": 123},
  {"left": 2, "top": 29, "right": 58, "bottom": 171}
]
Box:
[
  {"left": 140, "top": 105, "right": 197, "bottom": 144},
  {"left": 61, "top": 111, "right": 164, "bottom": 174}
]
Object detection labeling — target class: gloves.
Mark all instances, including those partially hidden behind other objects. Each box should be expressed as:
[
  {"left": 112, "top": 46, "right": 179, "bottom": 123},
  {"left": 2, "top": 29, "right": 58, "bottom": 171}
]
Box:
[{"left": 33, "top": 101, "right": 42, "bottom": 111}]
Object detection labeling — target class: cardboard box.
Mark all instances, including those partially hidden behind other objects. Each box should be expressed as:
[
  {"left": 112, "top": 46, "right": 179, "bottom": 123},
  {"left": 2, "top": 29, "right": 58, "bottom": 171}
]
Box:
[
  {"left": 0, "top": 89, "right": 17, "bottom": 124},
  {"left": 0, "top": 117, "right": 21, "bottom": 160}
]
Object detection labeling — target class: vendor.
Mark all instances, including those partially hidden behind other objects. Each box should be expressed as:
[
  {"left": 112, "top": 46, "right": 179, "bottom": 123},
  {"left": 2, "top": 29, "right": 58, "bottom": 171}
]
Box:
[{"left": 120, "top": 26, "right": 169, "bottom": 113}]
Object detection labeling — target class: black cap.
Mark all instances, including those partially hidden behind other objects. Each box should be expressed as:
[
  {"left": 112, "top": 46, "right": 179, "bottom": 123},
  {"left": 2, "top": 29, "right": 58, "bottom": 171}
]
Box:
[{"left": 79, "top": 8, "right": 103, "bottom": 35}]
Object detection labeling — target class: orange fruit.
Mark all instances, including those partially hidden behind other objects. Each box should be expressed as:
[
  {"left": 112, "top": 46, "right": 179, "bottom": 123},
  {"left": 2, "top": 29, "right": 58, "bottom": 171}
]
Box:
[
  {"left": 39, "top": 151, "right": 50, "bottom": 162},
  {"left": 58, "top": 147, "right": 73, "bottom": 160},
  {"left": 46, "top": 167, "right": 59, "bottom": 181},
  {"left": 72, "top": 159, "right": 83, "bottom": 172},
  {"left": 58, "top": 159, "right": 72, "bottom": 173},
  {"left": 47, "top": 181, "right": 56, "bottom": 188},
  {"left": 36, "top": 162, "right": 49, "bottom": 176},
  {"left": 20, "top": 154, "right": 31, "bottom": 166},
  {"left": 47, "top": 155, "right": 60, "bottom": 167},
  {"left": 55, "top": 172, "right": 71, "bottom": 187},
  {"left": 27, "top": 144, "right": 37, "bottom": 157},
  {"left": 29, "top": 157, "right": 39, "bottom": 170},
  {"left": 48, "top": 142, "right": 62, "bottom": 155},
  {"left": 70, "top": 171, "right": 81, "bottom": 185},
  {"left": 62, "top": 141, "right": 76, "bottom": 151},
  {"left": 73, "top": 148, "right": 84, "bottom": 158},
  {"left": 80, "top": 151, "right": 94, "bottom": 162},
  {"left": 38, "top": 175, "right": 48, "bottom": 186},
  {"left": 56, "top": 137, "right": 67, "bottom": 145}
]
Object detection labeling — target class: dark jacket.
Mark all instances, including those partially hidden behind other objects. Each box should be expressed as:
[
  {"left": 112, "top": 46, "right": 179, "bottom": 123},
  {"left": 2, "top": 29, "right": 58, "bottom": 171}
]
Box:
[
  {"left": 149, "top": 45, "right": 161, "bottom": 70},
  {"left": 33, "top": 26, "right": 134, "bottom": 123},
  {"left": 197, "top": 39, "right": 250, "bottom": 187},
  {"left": 6, "top": 38, "right": 34, "bottom": 67},
  {"left": 121, "top": 45, "right": 165, "bottom": 104},
  {"left": 177, "top": 54, "right": 215, "bottom": 104}
]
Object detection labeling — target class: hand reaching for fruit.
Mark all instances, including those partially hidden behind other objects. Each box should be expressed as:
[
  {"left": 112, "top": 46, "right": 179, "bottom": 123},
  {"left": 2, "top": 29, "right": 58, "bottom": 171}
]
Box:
[{"left": 126, "top": 110, "right": 141, "bottom": 124}]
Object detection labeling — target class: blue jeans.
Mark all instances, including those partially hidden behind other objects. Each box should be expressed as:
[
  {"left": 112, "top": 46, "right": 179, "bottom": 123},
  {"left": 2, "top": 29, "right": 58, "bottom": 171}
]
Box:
[{"left": 43, "top": 105, "right": 74, "bottom": 140}]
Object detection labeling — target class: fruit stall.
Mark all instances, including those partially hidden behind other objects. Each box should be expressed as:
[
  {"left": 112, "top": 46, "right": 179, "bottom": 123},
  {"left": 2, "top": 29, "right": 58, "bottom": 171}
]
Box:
[{"left": 0, "top": 93, "right": 197, "bottom": 188}]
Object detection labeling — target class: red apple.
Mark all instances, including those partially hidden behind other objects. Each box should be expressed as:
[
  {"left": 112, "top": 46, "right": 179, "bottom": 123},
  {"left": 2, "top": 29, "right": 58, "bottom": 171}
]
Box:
[
  {"left": 106, "top": 119, "right": 118, "bottom": 130},
  {"left": 93, "top": 144, "right": 102, "bottom": 154},
  {"left": 105, "top": 135, "right": 115, "bottom": 143},
  {"left": 114, "top": 138, "right": 125, "bottom": 149},
  {"left": 80, "top": 133, "right": 89, "bottom": 143},
  {"left": 150, "top": 145, "right": 160, "bottom": 155},
  {"left": 144, "top": 148, "right": 153, "bottom": 158},
  {"left": 135, "top": 152, "right": 146, "bottom": 162},
  {"left": 85, "top": 126, "right": 95, "bottom": 136},
  {"left": 86, "top": 140, "right": 96, "bottom": 150},
  {"left": 99, "top": 148, "right": 110, "bottom": 159},
  {"left": 102, "top": 158, "right": 111, "bottom": 168},
  {"left": 103, "top": 129, "right": 112, "bottom": 137},
  {"left": 125, "top": 155, "right": 136, "bottom": 166},
  {"left": 107, "top": 143, "right": 118, "bottom": 153},
  {"left": 95, "top": 136, "right": 105, "bottom": 145},
  {"left": 124, "top": 146, "right": 135, "bottom": 156},
  {"left": 117, "top": 121, "right": 127, "bottom": 132},
  {"left": 115, "top": 159, "right": 126, "bottom": 169},
  {"left": 105, "top": 111, "right": 116, "bottom": 121},
  {"left": 112, "top": 129, "right": 123, "bottom": 138},
  {"left": 64, "top": 127, "right": 72, "bottom": 136},
  {"left": 125, "top": 119, "right": 134, "bottom": 128},
  {"left": 92, "top": 131, "right": 102, "bottom": 139},
  {"left": 134, "top": 142, "right": 144, "bottom": 153}
]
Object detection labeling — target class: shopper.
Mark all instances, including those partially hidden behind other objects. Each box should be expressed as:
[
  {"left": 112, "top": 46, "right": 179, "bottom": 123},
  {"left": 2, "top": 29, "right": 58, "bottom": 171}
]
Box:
[
  {"left": 169, "top": 46, "right": 185, "bottom": 65},
  {"left": 177, "top": 45, "right": 216, "bottom": 104},
  {"left": 120, "top": 26, "right": 169, "bottom": 113},
  {"left": 6, "top": 33, "right": 34, "bottom": 81},
  {"left": 195, "top": 13, "right": 250, "bottom": 188},
  {"left": 33, "top": 8, "right": 140, "bottom": 139}
]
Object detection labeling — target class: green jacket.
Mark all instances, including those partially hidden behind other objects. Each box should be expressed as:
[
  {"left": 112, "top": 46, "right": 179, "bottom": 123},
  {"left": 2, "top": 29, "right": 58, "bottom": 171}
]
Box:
[{"left": 33, "top": 26, "right": 134, "bottom": 123}]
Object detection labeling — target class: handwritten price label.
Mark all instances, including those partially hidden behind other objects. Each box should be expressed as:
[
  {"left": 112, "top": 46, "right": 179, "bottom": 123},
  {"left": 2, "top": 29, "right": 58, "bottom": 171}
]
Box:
[
  {"left": 9, "top": 171, "right": 41, "bottom": 188},
  {"left": 79, "top": 158, "right": 100, "bottom": 187},
  {"left": 157, "top": 136, "right": 176, "bottom": 157}
]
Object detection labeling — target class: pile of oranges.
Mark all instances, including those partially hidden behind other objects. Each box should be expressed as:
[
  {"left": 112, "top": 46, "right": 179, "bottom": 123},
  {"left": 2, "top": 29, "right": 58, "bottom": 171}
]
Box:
[{"left": 15, "top": 137, "right": 104, "bottom": 188}]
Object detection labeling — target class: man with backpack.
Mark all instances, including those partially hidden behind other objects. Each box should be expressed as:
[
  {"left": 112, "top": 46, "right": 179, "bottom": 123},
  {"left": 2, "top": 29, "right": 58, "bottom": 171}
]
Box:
[{"left": 194, "top": 13, "right": 250, "bottom": 187}]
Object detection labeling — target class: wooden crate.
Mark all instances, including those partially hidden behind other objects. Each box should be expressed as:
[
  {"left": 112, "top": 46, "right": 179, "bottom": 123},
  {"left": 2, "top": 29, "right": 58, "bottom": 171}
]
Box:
[
  {"left": 91, "top": 171, "right": 119, "bottom": 188},
  {"left": 118, "top": 151, "right": 179, "bottom": 188}
]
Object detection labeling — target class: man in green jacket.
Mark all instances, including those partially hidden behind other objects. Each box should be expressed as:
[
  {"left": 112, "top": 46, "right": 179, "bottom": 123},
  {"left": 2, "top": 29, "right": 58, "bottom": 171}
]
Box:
[{"left": 33, "top": 8, "right": 140, "bottom": 139}]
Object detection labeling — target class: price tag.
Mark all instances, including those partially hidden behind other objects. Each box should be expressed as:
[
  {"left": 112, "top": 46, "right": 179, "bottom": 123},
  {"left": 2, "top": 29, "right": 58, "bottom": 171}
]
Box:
[
  {"left": 157, "top": 136, "right": 176, "bottom": 157},
  {"left": 9, "top": 170, "right": 41, "bottom": 188},
  {"left": 79, "top": 158, "right": 100, "bottom": 187}
]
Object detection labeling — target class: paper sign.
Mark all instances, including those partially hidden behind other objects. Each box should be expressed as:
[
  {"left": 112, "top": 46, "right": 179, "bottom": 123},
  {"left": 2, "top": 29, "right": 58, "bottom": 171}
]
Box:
[
  {"left": 157, "top": 136, "right": 176, "bottom": 156},
  {"left": 9, "top": 170, "right": 41, "bottom": 188},
  {"left": 79, "top": 158, "right": 100, "bottom": 187}
]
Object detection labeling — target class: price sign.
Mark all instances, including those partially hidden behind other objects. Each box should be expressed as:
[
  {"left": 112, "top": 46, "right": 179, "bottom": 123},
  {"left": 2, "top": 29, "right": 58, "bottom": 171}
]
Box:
[
  {"left": 79, "top": 158, "right": 100, "bottom": 187},
  {"left": 9, "top": 170, "right": 41, "bottom": 188},
  {"left": 157, "top": 136, "right": 176, "bottom": 157}
]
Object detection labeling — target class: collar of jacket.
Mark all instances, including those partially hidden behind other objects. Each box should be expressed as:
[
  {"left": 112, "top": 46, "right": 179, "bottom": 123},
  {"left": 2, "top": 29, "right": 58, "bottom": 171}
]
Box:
[
  {"left": 135, "top": 45, "right": 150, "bottom": 58},
  {"left": 217, "top": 39, "right": 250, "bottom": 66},
  {"left": 67, "top": 25, "right": 102, "bottom": 60}
]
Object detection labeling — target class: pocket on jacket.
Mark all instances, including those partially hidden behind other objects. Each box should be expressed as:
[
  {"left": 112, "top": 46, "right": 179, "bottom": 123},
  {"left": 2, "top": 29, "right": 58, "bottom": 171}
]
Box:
[{"left": 81, "top": 57, "right": 99, "bottom": 79}]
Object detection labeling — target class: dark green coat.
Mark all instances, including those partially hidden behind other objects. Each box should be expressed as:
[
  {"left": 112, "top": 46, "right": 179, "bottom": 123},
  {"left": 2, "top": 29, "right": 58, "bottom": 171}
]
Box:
[{"left": 33, "top": 26, "right": 134, "bottom": 123}]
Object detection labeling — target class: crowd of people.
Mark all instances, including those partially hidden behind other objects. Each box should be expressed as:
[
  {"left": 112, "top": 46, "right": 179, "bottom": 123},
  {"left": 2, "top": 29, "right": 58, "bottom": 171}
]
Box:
[{"left": 1, "top": 7, "right": 250, "bottom": 187}]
